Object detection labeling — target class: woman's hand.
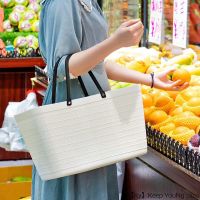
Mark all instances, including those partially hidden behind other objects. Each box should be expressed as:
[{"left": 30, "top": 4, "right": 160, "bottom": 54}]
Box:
[
  {"left": 153, "top": 69, "right": 189, "bottom": 91},
  {"left": 111, "top": 19, "right": 144, "bottom": 48}
]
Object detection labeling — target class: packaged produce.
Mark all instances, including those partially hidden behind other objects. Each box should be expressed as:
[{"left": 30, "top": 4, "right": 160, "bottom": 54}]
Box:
[
  {"left": 18, "top": 19, "right": 32, "bottom": 32},
  {"left": 31, "top": 19, "right": 39, "bottom": 32},
  {"left": 13, "top": 5, "right": 27, "bottom": 13},
  {"left": 29, "top": 0, "right": 40, "bottom": 3},
  {"left": 28, "top": 2, "right": 41, "bottom": 13},
  {"left": 14, "top": 0, "right": 28, "bottom": 6},
  {"left": 14, "top": 36, "right": 28, "bottom": 48},
  {"left": 3, "top": 19, "right": 14, "bottom": 32},
  {"left": 9, "top": 11, "right": 22, "bottom": 26},
  {"left": 26, "top": 34, "right": 38, "bottom": 49},
  {"left": 22, "top": 9, "right": 37, "bottom": 21},
  {"left": 0, "top": 0, "right": 15, "bottom": 8}
]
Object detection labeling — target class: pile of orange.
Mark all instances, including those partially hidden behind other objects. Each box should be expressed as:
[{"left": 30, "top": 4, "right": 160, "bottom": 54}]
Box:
[{"left": 141, "top": 79, "right": 200, "bottom": 146}]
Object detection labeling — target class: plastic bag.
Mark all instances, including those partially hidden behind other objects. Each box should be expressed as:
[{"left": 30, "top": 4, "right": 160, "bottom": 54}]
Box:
[
  {"left": 117, "top": 162, "right": 125, "bottom": 200},
  {"left": 0, "top": 91, "right": 38, "bottom": 152}
]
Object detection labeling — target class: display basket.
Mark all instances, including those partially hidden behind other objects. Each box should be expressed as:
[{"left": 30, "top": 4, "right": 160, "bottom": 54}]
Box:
[{"left": 146, "top": 124, "right": 200, "bottom": 177}]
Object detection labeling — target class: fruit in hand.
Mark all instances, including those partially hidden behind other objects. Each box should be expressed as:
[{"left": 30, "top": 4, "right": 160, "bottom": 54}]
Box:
[
  {"left": 3, "top": 20, "right": 14, "bottom": 32},
  {"left": 172, "top": 69, "right": 191, "bottom": 85}
]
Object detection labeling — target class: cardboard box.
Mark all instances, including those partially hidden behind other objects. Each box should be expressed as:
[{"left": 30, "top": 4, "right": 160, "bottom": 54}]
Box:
[{"left": 0, "top": 165, "right": 32, "bottom": 200}]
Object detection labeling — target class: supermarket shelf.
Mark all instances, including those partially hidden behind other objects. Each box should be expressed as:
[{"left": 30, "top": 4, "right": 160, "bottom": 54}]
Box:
[
  {"left": 139, "top": 147, "right": 200, "bottom": 199},
  {"left": 0, "top": 57, "right": 45, "bottom": 69}
]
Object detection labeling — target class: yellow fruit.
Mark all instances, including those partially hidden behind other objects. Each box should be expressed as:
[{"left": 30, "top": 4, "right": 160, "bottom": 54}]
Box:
[
  {"left": 126, "top": 60, "right": 148, "bottom": 73},
  {"left": 196, "top": 124, "right": 200, "bottom": 134},
  {"left": 175, "top": 94, "right": 187, "bottom": 105},
  {"left": 167, "top": 91, "right": 179, "bottom": 101},
  {"left": 190, "top": 75, "right": 200, "bottom": 86},
  {"left": 152, "top": 117, "right": 174, "bottom": 130},
  {"left": 155, "top": 95, "right": 171, "bottom": 107},
  {"left": 155, "top": 95, "right": 174, "bottom": 113},
  {"left": 169, "top": 106, "right": 183, "bottom": 116},
  {"left": 148, "top": 110, "right": 168, "bottom": 125},
  {"left": 172, "top": 69, "right": 191, "bottom": 85},
  {"left": 183, "top": 105, "right": 200, "bottom": 116},
  {"left": 117, "top": 56, "right": 132, "bottom": 65},
  {"left": 173, "top": 116, "right": 200, "bottom": 130},
  {"left": 172, "top": 126, "right": 191, "bottom": 135},
  {"left": 167, "top": 53, "right": 194, "bottom": 66},
  {"left": 187, "top": 97, "right": 200, "bottom": 107},
  {"left": 189, "top": 67, "right": 200, "bottom": 76},
  {"left": 177, "top": 111, "right": 196, "bottom": 117},
  {"left": 171, "top": 130, "right": 195, "bottom": 145},
  {"left": 144, "top": 106, "right": 156, "bottom": 122},
  {"left": 150, "top": 90, "right": 169, "bottom": 104},
  {"left": 160, "top": 123, "right": 176, "bottom": 135},
  {"left": 142, "top": 94, "right": 153, "bottom": 108},
  {"left": 180, "top": 89, "right": 196, "bottom": 101}
]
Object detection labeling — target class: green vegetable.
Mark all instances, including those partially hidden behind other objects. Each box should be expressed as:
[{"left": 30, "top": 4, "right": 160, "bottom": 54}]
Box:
[
  {"left": 10, "top": 176, "right": 32, "bottom": 182},
  {"left": 0, "top": 32, "right": 38, "bottom": 44}
]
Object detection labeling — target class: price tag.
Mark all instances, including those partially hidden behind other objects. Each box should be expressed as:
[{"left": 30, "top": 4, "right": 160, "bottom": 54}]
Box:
[
  {"left": 149, "top": 0, "right": 164, "bottom": 45},
  {"left": 172, "top": 0, "right": 189, "bottom": 48}
]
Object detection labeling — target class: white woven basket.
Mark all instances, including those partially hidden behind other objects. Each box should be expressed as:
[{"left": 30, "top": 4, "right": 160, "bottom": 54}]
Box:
[{"left": 15, "top": 85, "right": 147, "bottom": 180}]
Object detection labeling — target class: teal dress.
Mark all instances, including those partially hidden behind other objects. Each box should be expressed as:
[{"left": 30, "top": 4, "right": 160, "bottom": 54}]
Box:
[{"left": 32, "top": 0, "right": 119, "bottom": 199}]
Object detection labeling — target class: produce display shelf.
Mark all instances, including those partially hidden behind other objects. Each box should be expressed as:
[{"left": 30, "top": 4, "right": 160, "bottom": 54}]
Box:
[
  {"left": 139, "top": 147, "right": 200, "bottom": 199},
  {"left": 0, "top": 57, "right": 45, "bottom": 69},
  {"left": 146, "top": 124, "right": 200, "bottom": 177}
]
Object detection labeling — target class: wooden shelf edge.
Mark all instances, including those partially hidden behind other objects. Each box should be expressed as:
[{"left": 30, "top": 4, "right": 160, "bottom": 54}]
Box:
[
  {"left": 0, "top": 57, "right": 46, "bottom": 69},
  {"left": 137, "top": 147, "right": 200, "bottom": 198}
]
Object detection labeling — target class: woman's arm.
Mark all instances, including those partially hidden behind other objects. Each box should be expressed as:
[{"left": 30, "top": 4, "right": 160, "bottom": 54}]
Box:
[
  {"left": 69, "top": 19, "right": 144, "bottom": 76},
  {"left": 104, "top": 60, "right": 189, "bottom": 91}
]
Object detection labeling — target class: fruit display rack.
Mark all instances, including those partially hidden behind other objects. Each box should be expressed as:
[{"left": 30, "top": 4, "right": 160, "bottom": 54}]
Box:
[
  {"left": 146, "top": 124, "right": 200, "bottom": 177},
  {"left": 0, "top": 57, "right": 45, "bottom": 69}
]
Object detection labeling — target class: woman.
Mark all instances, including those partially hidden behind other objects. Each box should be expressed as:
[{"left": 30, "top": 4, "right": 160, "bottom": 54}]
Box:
[{"left": 33, "top": 0, "right": 188, "bottom": 199}]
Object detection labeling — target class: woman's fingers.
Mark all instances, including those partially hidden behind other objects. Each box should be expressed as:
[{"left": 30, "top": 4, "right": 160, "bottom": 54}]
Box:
[
  {"left": 129, "top": 21, "right": 144, "bottom": 32},
  {"left": 122, "top": 19, "right": 140, "bottom": 27},
  {"left": 172, "top": 82, "right": 189, "bottom": 91}
]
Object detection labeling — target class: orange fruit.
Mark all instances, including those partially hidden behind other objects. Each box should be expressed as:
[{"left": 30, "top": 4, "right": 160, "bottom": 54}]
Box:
[
  {"left": 187, "top": 97, "right": 200, "bottom": 107},
  {"left": 144, "top": 106, "right": 156, "bottom": 122},
  {"left": 150, "top": 89, "right": 169, "bottom": 103},
  {"left": 172, "top": 69, "right": 191, "bottom": 85},
  {"left": 167, "top": 91, "right": 179, "bottom": 101},
  {"left": 148, "top": 110, "right": 168, "bottom": 125},
  {"left": 169, "top": 106, "right": 183, "bottom": 116},
  {"left": 155, "top": 95, "right": 172, "bottom": 107},
  {"left": 142, "top": 94, "right": 153, "bottom": 108}
]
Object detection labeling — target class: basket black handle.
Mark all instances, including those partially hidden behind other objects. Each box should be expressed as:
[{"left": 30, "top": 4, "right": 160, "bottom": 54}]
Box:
[{"left": 52, "top": 55, "right": 106, "bottom": 105}]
